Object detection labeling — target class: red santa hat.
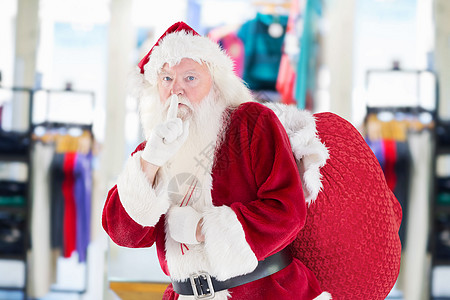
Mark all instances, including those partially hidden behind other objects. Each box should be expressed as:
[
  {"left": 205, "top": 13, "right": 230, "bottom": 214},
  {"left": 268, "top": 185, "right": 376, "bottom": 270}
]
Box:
[
  {"left": 132, "top": 21, "right": 253, "bottom": 139},
  {"left": 130, "top": 21, "right": 247, "bottom": 102},
  {"left": 137, "top": 22, "right": 201, "bottom": 75}
]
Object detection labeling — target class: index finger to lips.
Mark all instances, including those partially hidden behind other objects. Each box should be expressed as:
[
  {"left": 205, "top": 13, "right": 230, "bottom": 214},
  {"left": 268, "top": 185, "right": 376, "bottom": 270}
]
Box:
[{"left": 166, "top": 94, "right": 179, "bottom": 120}]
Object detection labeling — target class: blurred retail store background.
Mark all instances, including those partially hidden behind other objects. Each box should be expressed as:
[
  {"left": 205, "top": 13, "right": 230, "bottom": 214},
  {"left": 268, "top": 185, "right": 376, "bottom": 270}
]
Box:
[{"left": 1, "top": 0, "right": 450, "bottom": 299}]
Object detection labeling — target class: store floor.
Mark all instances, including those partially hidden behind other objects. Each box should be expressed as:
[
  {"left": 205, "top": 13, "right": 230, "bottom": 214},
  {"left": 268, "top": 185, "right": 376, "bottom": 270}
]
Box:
[{"left": 0, "top": 236, "right": 107, "bottom": 300}]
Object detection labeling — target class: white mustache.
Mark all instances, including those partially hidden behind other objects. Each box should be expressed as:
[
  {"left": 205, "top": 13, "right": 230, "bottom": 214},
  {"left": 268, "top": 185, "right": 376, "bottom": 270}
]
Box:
[{"left": 164, "top": 95, "right": 194, "bottom": 111}]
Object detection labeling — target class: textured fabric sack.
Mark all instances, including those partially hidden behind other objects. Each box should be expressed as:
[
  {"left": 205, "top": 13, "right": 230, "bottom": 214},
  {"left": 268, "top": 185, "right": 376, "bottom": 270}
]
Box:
[{"left": 290, "top": 112, "right": 402, "bottom": 299}]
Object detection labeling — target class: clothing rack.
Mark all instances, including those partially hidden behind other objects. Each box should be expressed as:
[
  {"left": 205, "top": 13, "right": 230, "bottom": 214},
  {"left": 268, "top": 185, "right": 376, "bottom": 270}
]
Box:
[
  {"left": 427, "top": 82, "right": 450, "bottom": 300},
  {"left": 364, "top": 105, "right": 435, "bottom": 131},
  {"left": 364, "top": 69, "right": 437, "bottom": 140},
  {"left": 0, "top": 86, "right": 34, "bottom": 300},
  {"left": 31, "top": 88, "right": 95, "bottom": 296}
]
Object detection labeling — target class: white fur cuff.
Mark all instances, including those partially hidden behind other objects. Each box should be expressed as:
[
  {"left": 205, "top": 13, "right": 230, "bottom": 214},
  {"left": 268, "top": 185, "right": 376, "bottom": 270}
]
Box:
[
  {"left": 167, "top": 206, "right": 202, "bottom": 245},
  {"left": 314, "top": 292, "right": 333, "bottom": 299},
  {"left": 201, "top": 206, "right": 258, "bottom": 281},
  {"left": 117, "top": 151, "right": 170, "bottom": 227}
]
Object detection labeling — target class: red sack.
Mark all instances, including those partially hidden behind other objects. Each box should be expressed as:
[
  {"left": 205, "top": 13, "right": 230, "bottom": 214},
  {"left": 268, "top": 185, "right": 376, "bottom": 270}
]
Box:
[{"left": 291, "top": 112, "right": 402, "bottom": 299}]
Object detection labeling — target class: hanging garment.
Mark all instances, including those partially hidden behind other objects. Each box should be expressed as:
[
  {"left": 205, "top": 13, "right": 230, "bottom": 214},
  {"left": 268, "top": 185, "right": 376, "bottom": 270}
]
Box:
[
  {"left": 383, "top": 139, "right": 397, "bottom": 192},
  {"left": 62, "top": 152, "right": 77, "bottom": 258},
  {"left": 49, "top": 130, "right": 93, "bottom": 260},
  {"left": 28, "top": 143, "right": 54, "bottom": 298},
  {"left": 237, "top": 12, "right": 288, "bottom": 90},
  {"left": 402, "top": 130, "right": 432, "bottom": 300},
  {"left": 276, "top": 55, "right": 296, "bottom": 104},
  {"left": 366, "top": 138, "right": 384, "bottom": 168},
  {"left": 219, "top": 32, "right": 245, "bottom": 78},
  {"left": 74, "top": 152, "right": 92, "bottom": 262},
  {"left": 50, "top": 153, "right": 65, "bottom": 250},
  {"left": 393, "top": 140, "right": 411, "bottom": 248},
  {"left": 209, "top": 27, "right": 245, "bottom": 78},
  {"left": 365, "top": 115, "right": 412, "bottom": 248},
  {"left": 295, "top": 0, "right": 322, "bottom": 109}
]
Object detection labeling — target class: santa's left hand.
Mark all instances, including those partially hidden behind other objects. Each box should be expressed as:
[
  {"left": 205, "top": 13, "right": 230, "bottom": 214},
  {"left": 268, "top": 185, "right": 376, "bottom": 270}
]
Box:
[{"left": 167, "top": 206, "right": 203, "bottom": 245}]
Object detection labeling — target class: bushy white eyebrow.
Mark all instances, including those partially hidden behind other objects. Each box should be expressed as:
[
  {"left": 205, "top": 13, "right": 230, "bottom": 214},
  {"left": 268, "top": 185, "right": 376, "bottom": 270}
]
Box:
[
  {"left": 158, "top": 70, "right": 173, "bottom": 77},
  {"left": 158, "top": 69, "right": 201, "bottom": 78}
]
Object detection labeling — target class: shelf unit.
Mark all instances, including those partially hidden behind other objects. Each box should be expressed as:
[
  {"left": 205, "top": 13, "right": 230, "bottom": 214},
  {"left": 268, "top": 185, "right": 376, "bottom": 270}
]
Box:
[
  {"left": 0, "top": 86, "right": 33, "bottom": 300},
  {"left": 364, "top": 68, "right": 450, "bottom": 299},
  {"left": 429, "top": 117, "right": 450, "bottom": 299},
  {"left": 1, "top": 86, "right": 95, "bottom": 299}
]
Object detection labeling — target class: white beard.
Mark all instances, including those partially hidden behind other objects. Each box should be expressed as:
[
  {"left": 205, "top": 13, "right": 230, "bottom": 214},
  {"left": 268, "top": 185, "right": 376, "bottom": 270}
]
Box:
[
  {"left": 139, "top": 86, "right": 229, "bottom": 212},
  {"left": 158, "top": 90, "right": 228, "bottom": 208},
  {"left": 168, "top": 91, "right": 226, "bottom": 172}
]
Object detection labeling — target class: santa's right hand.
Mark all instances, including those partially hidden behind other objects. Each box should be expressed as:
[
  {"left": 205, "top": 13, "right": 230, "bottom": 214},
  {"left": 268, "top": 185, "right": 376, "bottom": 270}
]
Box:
[{"left": 141, "top": 96, "right": 190, "bottom": 166}]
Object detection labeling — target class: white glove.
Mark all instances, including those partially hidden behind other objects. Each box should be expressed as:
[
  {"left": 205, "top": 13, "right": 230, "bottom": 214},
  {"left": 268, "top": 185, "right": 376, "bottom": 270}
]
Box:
[
  {"left": 167, "top": 206, "right": 202, "bottom": 245},
  {"left": 141, "top": 95, "right": 190, "bottom": 166}
]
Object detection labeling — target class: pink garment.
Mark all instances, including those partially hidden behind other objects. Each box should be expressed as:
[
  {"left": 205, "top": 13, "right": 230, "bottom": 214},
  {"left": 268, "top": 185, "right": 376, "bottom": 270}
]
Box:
[
  {"left": 208, "top": 28, "right": 244, "bottom": 78},
  {"left": 219, "top": 33, "right": 244, "bottom": 78}
]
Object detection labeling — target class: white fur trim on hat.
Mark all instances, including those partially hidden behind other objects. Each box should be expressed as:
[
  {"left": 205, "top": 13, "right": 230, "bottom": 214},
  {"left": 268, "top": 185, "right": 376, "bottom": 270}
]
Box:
[
  {"left": 201, "top": 205, "right": 258, "bottom": 281},
  {"left": 116, "top": 150, "right": 170, "bottom": 226},
  {"left": 264, "top": 103, "right": 329, "bottom": 204},
  {"left": 144, "top": 31, "right": 235, "bottom": 85}
]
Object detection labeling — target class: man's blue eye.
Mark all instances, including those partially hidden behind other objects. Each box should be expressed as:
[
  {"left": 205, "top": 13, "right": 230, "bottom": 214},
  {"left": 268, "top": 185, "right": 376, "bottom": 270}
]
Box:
[
  {"left": 163, "top": 76, "right": 172, "bottom": 81},
  {"left": 187, "top": 76, "right": 195, "bottom": 81}
]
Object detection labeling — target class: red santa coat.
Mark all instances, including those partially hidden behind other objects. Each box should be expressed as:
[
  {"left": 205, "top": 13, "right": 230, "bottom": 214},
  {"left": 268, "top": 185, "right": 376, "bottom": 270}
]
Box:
[{"left": 102, "top": 102, "right": 327, "bottom": 299}]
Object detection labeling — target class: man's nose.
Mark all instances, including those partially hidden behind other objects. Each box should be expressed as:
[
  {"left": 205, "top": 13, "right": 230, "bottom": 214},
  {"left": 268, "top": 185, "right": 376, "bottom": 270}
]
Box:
[{"left": 170, "top": 78, "right": 184, "bottom": 96}]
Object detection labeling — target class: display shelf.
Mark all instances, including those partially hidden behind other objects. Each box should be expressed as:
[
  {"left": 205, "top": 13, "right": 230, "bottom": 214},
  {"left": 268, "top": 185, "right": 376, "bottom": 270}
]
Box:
[
  {"left": 0, "top": 86, "right": 33, "bottom": 300},
  {"left": 435, "top": 205, "right": 450, "bottom": 214},
  {"left": 436, "top": 146, "right": 450, "bottom": 155},
  {"left": 0, "top": 206, "right": 27, "bottom": 213},
  {"left": 433, "top": 258, "right": 450, "bottom": 266},
  {"left": 0, "top": 253, "right": 26, "bottom": 261},
  {"left": 430, "top": 115, "right": 450, "bottom": 300},
  {"left": 0, "top": 286, "right": 25, "bottom": 291},
  {"left": 0, "top": 154, "right": 28, "bottom": 162}
]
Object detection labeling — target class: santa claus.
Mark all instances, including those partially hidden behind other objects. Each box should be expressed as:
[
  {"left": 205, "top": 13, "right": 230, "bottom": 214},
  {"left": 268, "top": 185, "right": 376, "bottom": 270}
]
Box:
[{"left": 103, "top": 22, "right": 401, "bottom": 300}]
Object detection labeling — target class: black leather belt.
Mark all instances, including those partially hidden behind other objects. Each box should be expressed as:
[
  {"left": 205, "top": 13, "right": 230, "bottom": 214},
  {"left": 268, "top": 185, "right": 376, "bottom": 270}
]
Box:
[{"left": 172, "top": 248, "right": 293, "bottom": 299}]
